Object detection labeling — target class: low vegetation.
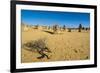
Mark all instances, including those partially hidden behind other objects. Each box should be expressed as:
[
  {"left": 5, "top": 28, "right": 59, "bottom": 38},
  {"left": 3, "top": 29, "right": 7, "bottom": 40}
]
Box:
[{"left": 23, "top": 39, "right": 51, "bottom": 59}]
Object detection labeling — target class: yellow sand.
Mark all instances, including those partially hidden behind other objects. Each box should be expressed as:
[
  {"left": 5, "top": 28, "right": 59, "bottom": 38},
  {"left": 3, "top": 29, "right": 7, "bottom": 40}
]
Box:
[{"left": 21, "top": 26, "right": 90, "bottom": 63}]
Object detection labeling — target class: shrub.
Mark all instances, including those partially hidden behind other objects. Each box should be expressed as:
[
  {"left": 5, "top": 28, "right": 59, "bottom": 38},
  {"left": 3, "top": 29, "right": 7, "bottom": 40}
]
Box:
[
  {"left": 63, "top": 25, "right": 66, "bottom": 31},
  {"left": 78, "top": 24, "right": 82, "bottom": 32},
  {"left": 23, "top": 38, "right": 51, "bottom": 59},
  {"left": 53, "top": 24, "right": 58, "bottom": 33}
]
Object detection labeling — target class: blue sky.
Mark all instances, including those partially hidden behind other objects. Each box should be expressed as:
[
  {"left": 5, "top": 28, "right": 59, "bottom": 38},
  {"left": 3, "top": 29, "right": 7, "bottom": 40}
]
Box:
[{"left": 21, "top": 9, "right": 90, "bottom": 28}]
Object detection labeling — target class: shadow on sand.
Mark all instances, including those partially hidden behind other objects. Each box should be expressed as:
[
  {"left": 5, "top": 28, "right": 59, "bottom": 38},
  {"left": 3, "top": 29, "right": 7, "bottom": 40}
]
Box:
[
  {"left": 42, "top": 30, "right": 63, "bottom": 35},
  {"left": 43, "top": 30, "right": 54, "bottom": 34}
]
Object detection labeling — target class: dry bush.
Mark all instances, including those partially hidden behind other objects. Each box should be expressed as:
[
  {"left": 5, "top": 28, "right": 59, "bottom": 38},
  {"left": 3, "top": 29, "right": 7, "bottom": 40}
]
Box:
[{"left": 23, "top": 38, "right": 51, "bottom": 59}]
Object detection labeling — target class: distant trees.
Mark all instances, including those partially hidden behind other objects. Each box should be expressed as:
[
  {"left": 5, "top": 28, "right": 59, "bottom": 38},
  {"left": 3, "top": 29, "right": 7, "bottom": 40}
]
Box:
[
  {"left": 78, "top": 24, "right": 82, "bottom": 32},
  {"left": 53, "top": 24, "right": 58, "bottom": 33},
  {"left": 82, "top": 27, "right": 85, "bottom": 30},
  {"left": 78, "top": 24, "right": 90, "bottom": 32},
  {"left": 62, "top": 25, "right": 66, "bottom": 31},
  {"left": 34, "top": 25, "right": 39, "bottom": 29},
  {"left": 31, "top": 23, "right": 90, "bottom": 33},
  {"left": 86, "top": 27, "right": 89, "bottom": 31}
]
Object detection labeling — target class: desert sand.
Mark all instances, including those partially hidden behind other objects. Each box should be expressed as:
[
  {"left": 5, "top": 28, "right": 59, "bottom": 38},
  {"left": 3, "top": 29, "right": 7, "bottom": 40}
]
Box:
[{"left": 21, "top": 25, "right": 90, "bottom": 63}]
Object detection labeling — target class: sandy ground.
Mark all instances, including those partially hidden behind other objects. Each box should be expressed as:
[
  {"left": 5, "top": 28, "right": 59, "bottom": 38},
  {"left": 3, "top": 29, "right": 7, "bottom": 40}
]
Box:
[{"left": 21, "top": 26, "right": 90, "bottom": 63}]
